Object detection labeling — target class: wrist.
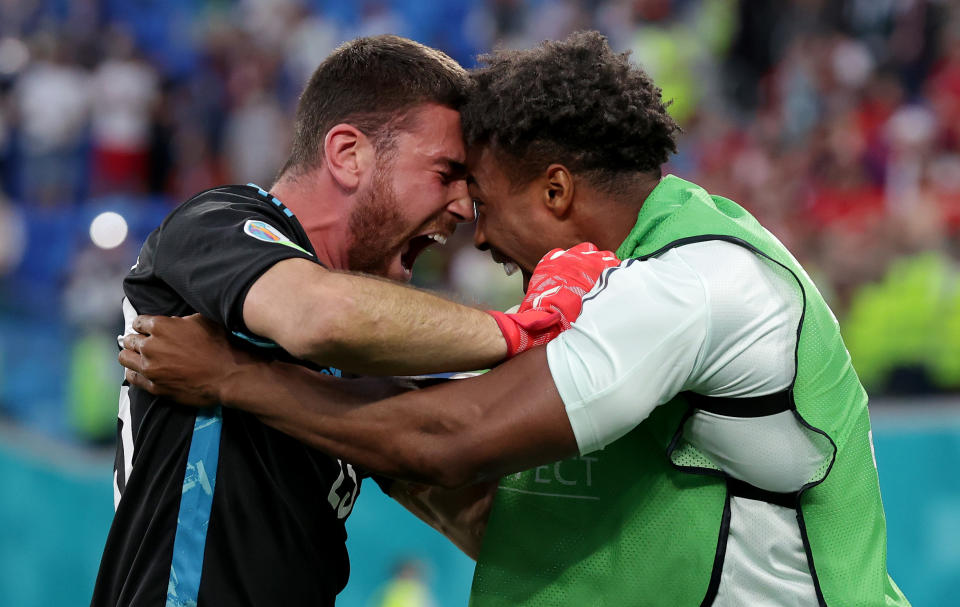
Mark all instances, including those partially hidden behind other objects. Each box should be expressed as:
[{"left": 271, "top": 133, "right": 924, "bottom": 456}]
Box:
[
  {"left": 215, "top": 355, "right": 265, "bottom": 409},
  {"left": 486, "top": 309, "right": 562, "bottom": 358}
]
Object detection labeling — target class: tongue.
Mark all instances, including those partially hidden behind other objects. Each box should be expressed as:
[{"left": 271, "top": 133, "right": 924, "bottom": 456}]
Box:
[{"left": 402, "top": 235, "right": 434, "bottom": 271}]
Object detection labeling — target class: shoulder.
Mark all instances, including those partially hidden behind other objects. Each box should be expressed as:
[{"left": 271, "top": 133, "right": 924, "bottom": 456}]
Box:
[
  {"left": 665, "top": 240, "right": 799, "bottom": 312},
  {"left": 581, "top": 247, "right": 706, "bottom": 314},
  {"left": 157, "top": 185, "right": 305, "bottom": 246},
  {"left": 163, "top": 185, "right": 275, "bottom": 225},
  {"left": 664, "top": 239, "right": 772, "bottom": 278},
  {"left": 581, "top": 239, "right": 797, "bottom": 336}
]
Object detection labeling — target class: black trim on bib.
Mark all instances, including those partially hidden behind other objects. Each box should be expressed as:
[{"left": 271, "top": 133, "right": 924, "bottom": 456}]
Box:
[
  {"left": 684, "top": 390, "right": 793, "bottom": 417},
  {"left": 797, "top": 505, "right": 829, "bottom": 607},
  {"left": 699, "top": 490, "right": 731, "bottom": 607},
  {"left": 726, "top": 477, "right": 799, "bottom": 509},
  {"left": 649, "top": 234, "right": 837, "bottom": 606}
]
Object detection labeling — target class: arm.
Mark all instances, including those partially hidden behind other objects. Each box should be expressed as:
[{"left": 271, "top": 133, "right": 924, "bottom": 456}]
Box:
[
  {"left": 143, "top": 196, "right": 501, "bottom": 375},
  {"left": 223, "top": 347, "right": 575, "bottom": 488},
  {"left": 242, "top": 258, "right": 507, "bottom": 375},
  {"left": 239, "top": 244, "right": 619, "bottom": 375},
  {"left": 121, "top": 314, "right": 578, "bottom": 488},
  {"left": 388, "top": 480, "right": 497, "bottom": 560}
]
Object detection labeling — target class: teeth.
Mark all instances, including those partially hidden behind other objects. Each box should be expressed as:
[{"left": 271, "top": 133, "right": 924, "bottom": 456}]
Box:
[
  {"left": 502, "top": 261, "right": 519, "bottom": 276},
  {"left": 428, "top": 233, "right": 447, "bottom": 245}
]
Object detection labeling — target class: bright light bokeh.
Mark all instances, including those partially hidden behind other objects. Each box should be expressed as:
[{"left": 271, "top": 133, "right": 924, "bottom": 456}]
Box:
[{"left": 89, "top": 212, "right": 128, "bottom": 250}]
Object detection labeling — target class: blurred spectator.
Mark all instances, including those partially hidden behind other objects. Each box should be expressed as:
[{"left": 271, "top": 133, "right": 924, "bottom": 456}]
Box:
[
  {"left": 62, "top": 236, "right": 134, "bottom": 443},
  {"left": 355, "top": 1, "right": 410, "bottom": 39},
  {"left": 89, "top": 26, "right": 159, "bottom": 195},
  {"left": 371, "top": 558, "right": 436, "bottom": 607},
  {"left": 284, "top": 6, "right": 341, "bottom": 87},
  {"left": 843, "top": 250, "right": 953, "bottom": 394},
  {"left": 223, "top": 86, "right": 289, "bottom": 185},
  {"left": 12, "top": 32, "right": 90, "bottom": 205},
  {"left": 62, "top": 243, "right": 128, "bottom": 331},
  {"left": 166, "top": 125, "right": 224, "bottom": 203},
  {"left": 66, "top": 331, "right": 121, "bottom": 443},
  {"left": 0, "top": 193, "right": 25, "bottom": 277}
]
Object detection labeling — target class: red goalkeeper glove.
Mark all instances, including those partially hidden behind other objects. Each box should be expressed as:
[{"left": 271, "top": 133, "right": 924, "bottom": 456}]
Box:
[{"left": 488, "top": 242, "right": 620, "bottom": 357}]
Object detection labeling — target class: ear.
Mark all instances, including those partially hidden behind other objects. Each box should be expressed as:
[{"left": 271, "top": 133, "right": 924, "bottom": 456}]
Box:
[
  {"left": 542, "top": 164, "right": 574, "bottom": 218},
  {"left": 323, "top": 124, "right": 375, "bottom": 191}
]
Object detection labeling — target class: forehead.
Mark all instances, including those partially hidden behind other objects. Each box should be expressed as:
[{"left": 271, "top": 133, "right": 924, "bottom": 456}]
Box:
[
  {"left": 394, "top": 104, "right": 465, "bottom": 163},
  {"left": 466, "top": 145, "right": 510, "bottom": 194}
]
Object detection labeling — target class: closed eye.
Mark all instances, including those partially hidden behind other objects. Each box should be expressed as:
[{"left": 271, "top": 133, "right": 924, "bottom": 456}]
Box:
[
  {"left": 437, "top": 161, "right": 467, "bottom": 185},
  {"left": 472, "top": 198, "right": 484, "bottom": 219}
]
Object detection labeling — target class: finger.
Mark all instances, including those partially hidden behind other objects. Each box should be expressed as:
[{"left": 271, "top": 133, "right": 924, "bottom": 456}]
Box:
[
  {"left": 125, "top": 368, "right": 158, "bottom": 394},
  {"left": 538, "top": 247, "right": 564, "bottom": 265},
  {"left": 123, "top": 332, "right": 147, "bottom": 353},
  {"left": 568, "top": 242, "right": 599, "bottom": 254},
  {"left": 132, "top": 315, "right": 156, "bottom": 335},
  {"left": 118, "top": 348, "right": 144, "bottom": 373}
]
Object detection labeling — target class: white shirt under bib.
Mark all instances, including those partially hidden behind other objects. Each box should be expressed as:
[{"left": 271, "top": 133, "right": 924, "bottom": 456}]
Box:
[{"left": 546, "top": 240, "right": 832, "bottom": 607}]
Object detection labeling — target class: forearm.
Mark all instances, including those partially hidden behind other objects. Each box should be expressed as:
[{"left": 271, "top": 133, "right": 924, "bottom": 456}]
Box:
[
  {"left": 303, "top": 271, "right": 508, "bottom": 375},
  {"left": 389, "top": 480, "right": 496, "bottom": 560},
  {"left": 245, "top": 261, "right": 508, "bottom": 375},
  {"left": 224, "top": 359, "right": 472, "bottom": 484},
  {"left": 219, "top": 348, "right": 577, "bottom": 488}
]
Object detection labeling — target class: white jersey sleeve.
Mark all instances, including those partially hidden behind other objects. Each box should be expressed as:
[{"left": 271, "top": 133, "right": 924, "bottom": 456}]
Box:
[{"left": 546, "top": 240, "right": 798, "bottom": 455}]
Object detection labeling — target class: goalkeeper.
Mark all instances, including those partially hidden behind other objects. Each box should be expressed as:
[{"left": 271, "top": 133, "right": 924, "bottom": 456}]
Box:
[{"left": 121, "top": 32, "right": 908, "bottom": 607}]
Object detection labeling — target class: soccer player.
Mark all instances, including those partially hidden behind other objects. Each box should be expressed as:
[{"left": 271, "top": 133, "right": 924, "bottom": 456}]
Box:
[
  {"left": 92, "top": 36, "right": 488, "bottom": 607},
  {"left": 121, "top": 32, "right": 909, "bottom": 606}
]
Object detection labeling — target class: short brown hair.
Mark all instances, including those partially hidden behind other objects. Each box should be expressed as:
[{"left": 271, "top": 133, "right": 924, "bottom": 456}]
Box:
[{"left": 281, "top": 35, "right": 468, "bottom": 177}]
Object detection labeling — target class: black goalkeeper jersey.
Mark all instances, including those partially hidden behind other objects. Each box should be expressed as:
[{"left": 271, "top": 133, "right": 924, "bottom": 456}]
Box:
[{"left": 91, "top": 185, "right": 362, "bottom": 607}]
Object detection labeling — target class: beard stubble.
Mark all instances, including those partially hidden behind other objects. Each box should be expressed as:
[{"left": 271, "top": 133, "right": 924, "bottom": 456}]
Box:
[{"left": 346, "top": 162, "right": 407, "bottom": 276}]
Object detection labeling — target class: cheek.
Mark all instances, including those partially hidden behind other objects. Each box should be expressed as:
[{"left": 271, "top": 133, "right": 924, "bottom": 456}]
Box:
[
  {"left": 512, "top": 217, "right": 554, "bottom": 266},
  {"left": 500, "top": 219, "right": 537, "bottom": 261}
]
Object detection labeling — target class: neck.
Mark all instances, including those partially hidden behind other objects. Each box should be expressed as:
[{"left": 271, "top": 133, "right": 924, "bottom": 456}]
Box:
[
  {"left": 575, "top": 173, "right": 661, "bottom": 252},
  {"left": 270, "top": 170, "right": 353, "bottom": 271}
]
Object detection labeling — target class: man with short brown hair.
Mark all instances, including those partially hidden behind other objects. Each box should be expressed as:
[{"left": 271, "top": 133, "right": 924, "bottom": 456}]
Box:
[{"left": 92, "top": 35, "right": 480, "bottom": 607}]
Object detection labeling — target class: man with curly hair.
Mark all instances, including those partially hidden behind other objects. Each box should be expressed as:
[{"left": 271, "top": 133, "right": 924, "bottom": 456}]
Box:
[{"left": 119, "top": 32, "right": 908, "bottom": 606}]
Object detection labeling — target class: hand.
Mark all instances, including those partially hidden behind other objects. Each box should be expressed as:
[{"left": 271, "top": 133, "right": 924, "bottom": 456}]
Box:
[
  {"left": 391, "top": 479, "right": 498, "bottom": 559},
  {"left": 119, "top": 314, "right": 255, "bottom": 406},
  {"left": 488, "top": 242, "right": 619, "bottom": 357}
]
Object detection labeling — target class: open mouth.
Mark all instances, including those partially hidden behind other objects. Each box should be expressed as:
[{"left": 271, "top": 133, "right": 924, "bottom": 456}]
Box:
[
  {"left": 489, "top": 248, "right": 520, "bottom": 276},
  {"left": 400, "top": 232, "right": 448, "bottom": 274}
]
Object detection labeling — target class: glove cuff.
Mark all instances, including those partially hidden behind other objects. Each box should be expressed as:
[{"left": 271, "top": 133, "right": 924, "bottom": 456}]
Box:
[{"left": 487, "top": 309, "right": 562, "bottom": 357}]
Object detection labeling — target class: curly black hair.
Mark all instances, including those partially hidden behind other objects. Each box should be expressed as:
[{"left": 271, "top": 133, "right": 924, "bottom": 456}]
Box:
[{"left": 462, "top": 31, "right": 680, "bottom": 190}]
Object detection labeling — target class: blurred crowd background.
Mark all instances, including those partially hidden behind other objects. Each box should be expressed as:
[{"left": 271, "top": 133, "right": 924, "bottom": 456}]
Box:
[
  {"left": 2, "top": 0, "right": 960, "bottom": 441},
  {"left": 0, "top": 1, "right": 959, "bottom": 606}
]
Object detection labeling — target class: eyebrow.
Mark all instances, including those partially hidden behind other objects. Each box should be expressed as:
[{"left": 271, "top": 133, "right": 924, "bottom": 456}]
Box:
[{"left": 435, "top": 157, "right": 467, "bottom": 176}]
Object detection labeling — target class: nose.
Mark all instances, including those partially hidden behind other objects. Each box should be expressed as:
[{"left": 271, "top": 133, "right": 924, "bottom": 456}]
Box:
[
  {"left": 446, "top": 179, "right": 474, "bottom": 223},
  {"left": 473, "top": 215, "right": 488, "bottom": 250}
]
